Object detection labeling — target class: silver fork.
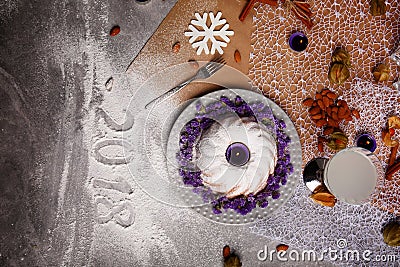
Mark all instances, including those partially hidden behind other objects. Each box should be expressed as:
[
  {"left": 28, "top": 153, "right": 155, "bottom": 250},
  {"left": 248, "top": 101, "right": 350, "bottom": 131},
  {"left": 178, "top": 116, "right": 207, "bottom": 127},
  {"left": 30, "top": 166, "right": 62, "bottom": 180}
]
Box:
[{"left": 145, "top": 56, "right": 226, "bottom": 109}]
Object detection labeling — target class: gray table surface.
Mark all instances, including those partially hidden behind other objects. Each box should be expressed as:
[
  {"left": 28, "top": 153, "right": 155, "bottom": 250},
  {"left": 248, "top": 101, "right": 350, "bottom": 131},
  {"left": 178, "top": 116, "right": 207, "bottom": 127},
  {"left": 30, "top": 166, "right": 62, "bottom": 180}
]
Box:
[{"left": 0, "top": 1, "right": 333, "bottom": 266}]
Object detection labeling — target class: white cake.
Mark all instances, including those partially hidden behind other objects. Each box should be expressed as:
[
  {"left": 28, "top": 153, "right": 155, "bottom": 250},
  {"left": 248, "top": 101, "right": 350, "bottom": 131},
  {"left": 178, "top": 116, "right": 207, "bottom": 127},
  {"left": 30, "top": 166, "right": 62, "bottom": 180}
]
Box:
[{"left": 196, "top": 116, "right": 277, "bottom": 198}]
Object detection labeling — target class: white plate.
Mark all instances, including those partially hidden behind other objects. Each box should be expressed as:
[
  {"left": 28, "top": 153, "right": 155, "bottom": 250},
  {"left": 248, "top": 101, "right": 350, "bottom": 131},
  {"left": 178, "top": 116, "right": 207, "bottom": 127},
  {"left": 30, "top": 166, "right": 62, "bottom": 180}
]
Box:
[{"left": 166, "top": 89, "right": 302, "bottom": 225}]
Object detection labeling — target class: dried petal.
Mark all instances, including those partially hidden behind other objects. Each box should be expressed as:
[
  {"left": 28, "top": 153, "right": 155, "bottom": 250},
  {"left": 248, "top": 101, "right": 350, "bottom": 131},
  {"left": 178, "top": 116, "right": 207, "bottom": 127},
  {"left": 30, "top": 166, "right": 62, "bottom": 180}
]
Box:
[{"left": 223, "top": 245, "right": 231, "bottom": 258}]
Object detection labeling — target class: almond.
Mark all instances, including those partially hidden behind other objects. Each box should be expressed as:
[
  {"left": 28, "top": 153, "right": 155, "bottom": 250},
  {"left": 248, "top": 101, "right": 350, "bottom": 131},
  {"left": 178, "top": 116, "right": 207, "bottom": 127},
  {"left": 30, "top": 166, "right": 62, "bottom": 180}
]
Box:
[
  {"left": 302, "top": 98, "right": 314, "bottom": 107},
  {"left": 331, "top": 111, "right": 339, "bottom": 121},
  {"left": 323, "top": 96, "right": 330, "bottom": 108},
  {"left": 276, "top": 244, "right": 289, "bottom": 252},
  {"left": 316, "top": 92, "right": 322, "bottom": 100},
  {"left": 337, "top": 100, "right": 345, "bottom": 107},
  {"left": 326, "top": 107, "right": 332, "bottom": 116},
  {"left": 323, "top": 126, "right": 334, "bottom": 136},
  {"left": 223, "top": 245, "right": 231, "bottom": 258},
  {"left": 338, "top": 107, "right": 346, "bottom": 119},
  {"left": 321, "top": 89, "right": 330, "bottom": 96},
  {"left": 316, "top": 119, "right": 327, "bottom": 127},
  {"left": 312, "top": 114, "right": 322, "bottom": 120},
  {"left": 309, "top": 106, "right": 321, "bottom": 115},
  {"left": 172, "top": 41, "right": 181, "bottom": 53},
  {"left": 327, "top": 117, "right": 339, "bottom": 127},
  {"left": 338, "top": 100, "right": 349, "bottom": 110},
  {"left": 110, "top": 25, "right": 121, "bottom": 36},
  {"left": 327, "top": 92, "right": 337, "bottom": 99},
  {"left": 344, "top": 109, "right": 351, "bottom": 119},
  {"left": 234, "top": 50, "right": 241, "bottom": 63},
  {"left": 317, "top": 100, "right": 325, "bottom": 110},
  {"left": 345, "top": 116, "right": 353, "bottom": 122},
  {"left": 312, "top": 101, "right": 318, "bottom": 107}
]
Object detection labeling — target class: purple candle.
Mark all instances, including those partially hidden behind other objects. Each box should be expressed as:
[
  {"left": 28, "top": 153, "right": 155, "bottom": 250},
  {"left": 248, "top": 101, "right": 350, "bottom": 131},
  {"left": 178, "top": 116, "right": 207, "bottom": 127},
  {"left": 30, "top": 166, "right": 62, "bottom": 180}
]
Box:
[
  {"left": 355, "top": 133, "right": 377, "bottom": 152},
  {"left": 289, "top": 32, "right": 308, "bottom": 52},
  {"left": 225, "top": 142, "right": 250, "bottom": 167}
]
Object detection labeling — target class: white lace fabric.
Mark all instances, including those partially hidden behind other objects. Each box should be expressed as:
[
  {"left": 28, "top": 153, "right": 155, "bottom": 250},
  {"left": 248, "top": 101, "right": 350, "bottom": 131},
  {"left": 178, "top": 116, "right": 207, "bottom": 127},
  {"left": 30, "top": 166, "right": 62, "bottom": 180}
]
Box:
[{"left": 249, "top": 0, "right": 400, "bottom": 265}]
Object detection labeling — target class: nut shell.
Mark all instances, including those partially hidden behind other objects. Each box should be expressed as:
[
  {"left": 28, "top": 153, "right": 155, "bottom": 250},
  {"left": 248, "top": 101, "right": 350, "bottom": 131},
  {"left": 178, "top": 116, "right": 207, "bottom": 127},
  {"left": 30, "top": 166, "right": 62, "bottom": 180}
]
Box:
[{"left": 383, "top": 222, "right": 400, "bottom": 247}]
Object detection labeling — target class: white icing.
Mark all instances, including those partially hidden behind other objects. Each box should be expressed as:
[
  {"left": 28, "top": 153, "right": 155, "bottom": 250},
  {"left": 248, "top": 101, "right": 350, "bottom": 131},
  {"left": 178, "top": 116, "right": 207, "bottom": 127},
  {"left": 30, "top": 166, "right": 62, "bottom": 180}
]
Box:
[{"left": 196, "top": 116, "right": 277, "bottom": 198}]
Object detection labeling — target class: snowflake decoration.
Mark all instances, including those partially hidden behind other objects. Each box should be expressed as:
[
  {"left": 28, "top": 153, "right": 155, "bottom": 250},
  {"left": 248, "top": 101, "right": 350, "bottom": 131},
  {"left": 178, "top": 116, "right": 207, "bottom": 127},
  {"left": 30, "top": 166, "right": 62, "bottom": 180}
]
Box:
[{"left": 184, "top": 11, "right": 234, "bottom": 55}]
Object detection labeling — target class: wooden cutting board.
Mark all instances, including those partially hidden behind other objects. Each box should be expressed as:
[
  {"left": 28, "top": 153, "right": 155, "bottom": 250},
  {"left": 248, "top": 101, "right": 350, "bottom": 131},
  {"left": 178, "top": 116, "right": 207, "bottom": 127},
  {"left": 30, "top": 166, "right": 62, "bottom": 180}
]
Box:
[{"left": 126, "top": 0, "right": 254, "bottom": 100}]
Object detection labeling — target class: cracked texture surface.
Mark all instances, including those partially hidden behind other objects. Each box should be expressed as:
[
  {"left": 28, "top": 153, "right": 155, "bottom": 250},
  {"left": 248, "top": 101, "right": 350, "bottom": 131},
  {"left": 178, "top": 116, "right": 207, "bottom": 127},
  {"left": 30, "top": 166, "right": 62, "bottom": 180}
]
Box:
[{"left": 250, "top": 0, "right": 400, "bottom": 265}]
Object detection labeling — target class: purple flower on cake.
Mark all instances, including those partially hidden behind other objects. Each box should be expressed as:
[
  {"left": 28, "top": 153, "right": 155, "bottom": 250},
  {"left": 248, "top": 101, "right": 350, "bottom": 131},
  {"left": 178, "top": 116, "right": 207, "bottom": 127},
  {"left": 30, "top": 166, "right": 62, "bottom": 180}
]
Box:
[{"left": 177, "top": 95, "right": 293, "bottom": 215}]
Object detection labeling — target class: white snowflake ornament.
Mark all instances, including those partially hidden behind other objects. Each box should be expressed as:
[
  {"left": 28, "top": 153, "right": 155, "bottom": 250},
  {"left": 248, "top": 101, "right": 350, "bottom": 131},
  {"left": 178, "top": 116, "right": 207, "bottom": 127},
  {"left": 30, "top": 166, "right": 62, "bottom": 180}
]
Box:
[{"left": 185, "top": 11, "right": 234, "bottom": 55}]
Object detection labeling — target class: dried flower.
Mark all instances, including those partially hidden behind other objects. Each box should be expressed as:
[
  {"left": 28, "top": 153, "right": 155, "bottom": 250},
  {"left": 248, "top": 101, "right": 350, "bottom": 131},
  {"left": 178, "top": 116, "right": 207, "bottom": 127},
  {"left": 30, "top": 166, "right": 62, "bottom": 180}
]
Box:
[
  {"left": 388, "top": 116, "right": 400, "bottom": 129},
  {"left": 328, "top": 63, "right": 350, "bottom": 85},
  {"left": 372, "top": 63, "right": 390, "bottom": 83},
  {"left": 370, "top": 0, "right": 386, "bottom": 16},
  {"left": 326, "top": 131, "right": 348, "bottom": 151},
  {"left": 332, "top": 48, "right": 351, "bottom": 67},
  {"left": 382, "top": 116, "right": 400, "bottom": 147}
]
